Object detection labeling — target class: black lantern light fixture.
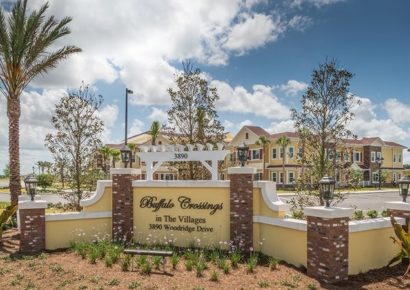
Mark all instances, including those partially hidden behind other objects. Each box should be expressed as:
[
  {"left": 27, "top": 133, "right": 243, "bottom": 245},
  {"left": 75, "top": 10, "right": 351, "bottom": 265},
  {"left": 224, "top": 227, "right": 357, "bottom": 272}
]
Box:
[
  {"left": 398, "top": 176, "right": 410, "bottom": 202},
  {"left": 376, "top": 156, "right": 384, "bottom": 190},
  {"left": 319, "top": 176, "right": 336, "bottom": 208},
  {"left": 237, "top": 142, "right": 249, "bottom": 167},
  {"left": 120, "top": 144, "right": 131, "bottom": 168},
  {"left": 24, "top": 174, "right": 38, "bottom": 201}
]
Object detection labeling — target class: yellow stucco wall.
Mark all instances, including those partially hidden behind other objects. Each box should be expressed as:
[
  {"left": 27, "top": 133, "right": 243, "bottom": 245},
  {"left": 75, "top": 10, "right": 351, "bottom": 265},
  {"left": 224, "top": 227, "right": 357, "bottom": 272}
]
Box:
[
  {"left": 133, "top": 186, "right": 230, "bottom": 247},
  {"left": 254, "top": 223, "right": 307, "bottom": 268},
  {"left": 45, "top": 218, "right": 112, "bottom": 250},
  {"left": 83, "top": 187, "right": 112, "bottom": 212},
  {"left": 349, "top": 227, "right": 399, "bottom": 275},
  {"left": 253, "top": 188, "right": 285, "bottom": 218}
]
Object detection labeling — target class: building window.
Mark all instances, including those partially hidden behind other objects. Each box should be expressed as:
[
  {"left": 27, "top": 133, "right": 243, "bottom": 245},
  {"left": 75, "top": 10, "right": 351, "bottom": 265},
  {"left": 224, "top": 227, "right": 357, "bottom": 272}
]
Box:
[
  {"left": 354, "top": 152, "right": 361, "bottom": 162},
  {"left": 288, "top": 147, "right": 294, "bottom": 159},
  {"left": 280, "top": 147, "right": 284, "bottom": 158},
  {"left": 376, "top": 152, "right": 382, "bottom": 160},
  {"left": 371, "top": 152, "right": 375, "bottom": 163},
  {"left": 393, "top": 154, "right": 396, "bottom": 163},
  {"left": 399, "top": 154, "right": 402, "bottom": 163},
  {"left": 298, "top": 147, "right": 303, "bottom": 159},
  {"left": 279, "top": 172, "right": 284, "bottom": 183},
  {"left": 344, "top": 152, "right": 350, "bottom": 161},
  {"left": 254, "top": 172, "right": 262, "bottom": 180},
  {"left": 372, "top": 172, "right": 379, "bottom": 183},
  {"left": 393, "top": 173, "right": 397, "bottom": 182},
  {"left": 336, "top": 151, "right": 341, "bottom": 160},
  {"left": 271, "top": 172, "right": 277, "bottom": 182},
  {"left": 288, "top": 171, "right": 294, "bottom": 183},
  {"left": 251, "top": 149, "right": 261, "bottom": 160},
  {"left": 328, "top": 150, "right": 334, "bottom": 160},
  {"left": 272, "top": 148, "right": 277, "bottom": 159},
  {"left": 245, "top": 132, "right": 249, "bottom": 139}
]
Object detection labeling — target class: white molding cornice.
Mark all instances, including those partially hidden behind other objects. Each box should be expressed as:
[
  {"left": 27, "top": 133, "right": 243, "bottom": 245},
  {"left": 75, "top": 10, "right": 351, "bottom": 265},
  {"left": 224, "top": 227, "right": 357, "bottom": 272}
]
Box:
[
  {"left": 18, "top": 200, "right": 48, "bottom": 209},
  {"left": 133, "top": 180, "right": 230, "bottom": 188},
  {"left": 227, "top": 166, "right": 257, "bottom": 174},
  {"left": 253, "top": 181, "right": 287, "bottom": 212},
  {"left": 110, "top": 168, "right": 141, "bottom": 175},
  {"left": 349, "top": 217, "right": 405, "bottom": 232},
  {"left": 80, "top": 180, "right": 112, "bottom": 207},
  {"left": 253, "top": 215, "right": 307, "bottom": 231},
  {"left": 304, "top": 206, "right": 355, "bottom": 219},
  {"left": 46, "top": 211, "right": 112, "bottom": 221}
]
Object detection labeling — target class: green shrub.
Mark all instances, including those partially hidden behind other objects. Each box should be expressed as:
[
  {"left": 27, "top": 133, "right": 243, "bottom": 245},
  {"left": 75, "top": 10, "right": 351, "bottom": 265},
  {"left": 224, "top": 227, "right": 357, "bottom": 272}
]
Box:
[
  {"left": 128, "top": 281, "right": 141, "bottom": 289},
  {"left": 308, "top": 283, "right": 318, "bottom": 290},
  {"left": 388, "top": 216, "right": 410, "bottom": 275},
  {"left": 246, "top": 254, "right": 258, "bottom": 273},
  {"left": 210, "top": 270, "right": 219, "bottom": 282},
  {"left": 257, "top": 280, "right": 269, "bottom": 288},
  {"left": 37, "top": 173, "right": 54, "bottom": 190},
  {"left": 121, "top": 254, "right": 131, "bottom": 271},
  {"left": 230, "top": 251, "right": 241, "bottom": 268},
  {"left": 291, "top": 210, "right": 304, "bottom": 219},
  {"left": 195, "top": 260, "right": 206, "bottom": 277},
  {"left": 140, "top": 261, "right": 152, "bottom": 275},
  {"left": 89, "top": 247, "right": 98, "bottom": 264},
  {"left": 222, "top": 263, "right": 231, "bottom": 274},
  {"left": 185, "top": 259, "right": 193, "bottom": 271},
  {"left": 209, "top": 250, "right": 220, "bottom": 264},
  {"left": 137, "top": 255, "right": 147, "bottom": 268},
  {"left": 153, "top": 256, "right": 162, "bottom": 269},
  {"left": 381, "top": 209, "right": 389, "bottom": 217},
  {"left": 268, "top": 257, "right": 279, "bottom": 270},
  {"left": 217, "top": 258, "right": 226, "bottom": 270},
  {"left": 353, "top": 209, "right": 364, "bottom": 220},
  {"left": 104, "top": 255, "right": 113, "bottom": 268},
  {"left": 171, "top": 253, "right": 179, "bottom": 269},
  {"left": 367, "top": 209, "right": 378, "bottom": 218},
  {"left": 107, "top": 278, "right": 120, "bottom": 286}
]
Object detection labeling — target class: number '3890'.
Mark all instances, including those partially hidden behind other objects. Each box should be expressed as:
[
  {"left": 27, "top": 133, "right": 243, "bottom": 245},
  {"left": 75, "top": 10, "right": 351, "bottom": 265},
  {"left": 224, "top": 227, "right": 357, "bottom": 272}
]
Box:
[{"left": 174, "top": 153, "right": 188, "bottom": 159}]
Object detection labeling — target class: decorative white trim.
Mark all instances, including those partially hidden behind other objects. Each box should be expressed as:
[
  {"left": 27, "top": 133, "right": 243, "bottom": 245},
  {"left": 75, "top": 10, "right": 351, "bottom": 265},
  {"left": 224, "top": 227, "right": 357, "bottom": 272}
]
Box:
[
  {"left": 18, "top": 200, "right": 48, "bottom": 209},
  {"left": 110, "top": 168, "right": 141, "bottom": 175},
  {"left": 45, "top": 211, "right": 112, "bottom": 221},
  {"left": 227, "top": 166, "right": 257, "bottom": 174},
  {"left": 304, "top": 206, "right": 355, "bottom": 219},
  {"left": 253, "top": 215, "right": 307, "bottom": 231},
  {"left": 349, "top": 217, "right": 405, "bottom": 232},
  {"left": 80, "top": 180, "right": 112, "bottom": 207},
  {"left": 385, "top": 201, "right": 410, "bottom": 211},
  {"left": 253, "top": 181, "right": 287, "bottom": 212},
  {"left": 133, "top": 180, "right": 230, "bottom": 188}
]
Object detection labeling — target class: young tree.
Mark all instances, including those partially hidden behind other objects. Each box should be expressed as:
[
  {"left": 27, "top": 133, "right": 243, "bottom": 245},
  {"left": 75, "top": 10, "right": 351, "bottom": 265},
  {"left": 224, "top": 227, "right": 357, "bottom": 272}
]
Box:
[
  {"left": 45, "top": 84, "right": 103, "bottom": 209},
  {"left": 290, "top": 59, "right": 358, "bottom": 208},
  {"left": 256, "top": 136, "right": 270, "bottom": 180},
  {"left": 149, "top": 121, "right": 161, "bottom": 145},
  {"left": 276, "top": 135, "right": 291, "bottom": 185},
  {"left": 111, "top": 149, "right": 121, "bottom": 168},
  {"left": 3, "top": 163, "right": 10, "bottom": 178},
  {"left": 167, "top": 62, "right": 224, "bottom": 179},
  {"left": 0, "top": 0, "right": 81, "bottom": 206}
]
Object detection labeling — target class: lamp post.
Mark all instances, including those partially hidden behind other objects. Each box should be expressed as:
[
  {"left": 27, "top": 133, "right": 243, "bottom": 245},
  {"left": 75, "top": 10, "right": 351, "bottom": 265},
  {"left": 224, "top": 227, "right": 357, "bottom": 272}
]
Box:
[
  {"left": 376, "top": 157, "right": 384, "bottom": 190},
  {"left": 122, "top": 88, "right": 133, "bottom": 168},
  {"left": 398, "top": 176, "right": 410, "bottom": 202},
  {"left": 237, "top": 143, "right": 249, "bottom": 167},
  {"left": 24, "top": 174, "right": 38, "bottom": 201},
  {"left": 319, "top": 176, "right": 336, "bottom": 208}
]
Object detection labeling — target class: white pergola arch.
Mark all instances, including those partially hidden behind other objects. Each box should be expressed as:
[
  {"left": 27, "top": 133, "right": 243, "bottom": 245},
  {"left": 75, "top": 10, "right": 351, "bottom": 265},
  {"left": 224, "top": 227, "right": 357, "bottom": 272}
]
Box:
[{"left": 137, "top": 143, "right": 229, "bottom": 181}]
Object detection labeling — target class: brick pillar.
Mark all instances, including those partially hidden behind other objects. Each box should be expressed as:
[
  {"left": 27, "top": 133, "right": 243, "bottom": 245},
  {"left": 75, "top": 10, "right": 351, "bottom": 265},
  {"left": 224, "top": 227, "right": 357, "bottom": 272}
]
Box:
[
  {"left": 111, "top": 168, "right": 141, "bottom": 243},
  {"left": 18, "top": 197, "right": 48, "bottom": 253},
  {"left": 228, "top": 166, "right": 256, "bottom": 254},
  {"left": 304, "top": 207, "right": 354, "bottom": 284},
  {"left": 386, "top": 201, "right": 410, "bottom": 230}
]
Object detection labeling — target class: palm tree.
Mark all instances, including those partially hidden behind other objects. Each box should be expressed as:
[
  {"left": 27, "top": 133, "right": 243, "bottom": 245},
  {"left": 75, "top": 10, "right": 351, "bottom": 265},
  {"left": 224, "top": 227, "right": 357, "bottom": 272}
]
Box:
[
  {"left": 111, "top": 149, "right": 121, "bottom": 168},
  {"left": 100, "top": 146, "right": 112, "bottom": 174},
  {"left": 0, "top": 0, "right": 81, "bottom": 206},
  {"left": 256, "top": 136, "right": 270, "bottom": 180},
  {"left": 149, "top": 121, "right": 161, "bottom": 145},
  {"left": 276, "top": 135, "right": 291, "bottom": 185}
]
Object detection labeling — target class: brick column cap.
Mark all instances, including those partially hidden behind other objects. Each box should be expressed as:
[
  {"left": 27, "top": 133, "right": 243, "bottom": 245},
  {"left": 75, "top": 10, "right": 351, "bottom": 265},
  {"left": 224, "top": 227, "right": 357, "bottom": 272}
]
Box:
[
  {"left": 18, "top": 199, "right": 48, "bottom": 210},
  {"left": 304, "top": 206, "right": 354, "bottom": 218},
  {"left": 110, "top": 168, "right": 141, "bottom": 175},
  {"left": 385, "top": 201, "right": 410, "bottom": 211},
  {"left": 228, "top": 166, "right": 256, "bottom": 175}
]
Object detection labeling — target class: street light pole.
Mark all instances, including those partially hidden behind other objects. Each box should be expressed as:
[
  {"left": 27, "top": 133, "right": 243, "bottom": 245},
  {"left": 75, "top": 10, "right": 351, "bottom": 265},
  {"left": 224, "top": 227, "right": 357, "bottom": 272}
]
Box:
[
  {"left": 125, "top": 88, "right": 133, "bottom": 146},
  {"left": 377, "top": 157, "right": 384, "bottom": 190}
]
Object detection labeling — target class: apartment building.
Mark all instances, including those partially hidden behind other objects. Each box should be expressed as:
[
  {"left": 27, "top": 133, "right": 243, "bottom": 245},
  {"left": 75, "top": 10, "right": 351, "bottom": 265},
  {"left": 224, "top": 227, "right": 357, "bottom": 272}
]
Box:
[{"left": 225, "top": 126, "right": 407, "bottom": 186}]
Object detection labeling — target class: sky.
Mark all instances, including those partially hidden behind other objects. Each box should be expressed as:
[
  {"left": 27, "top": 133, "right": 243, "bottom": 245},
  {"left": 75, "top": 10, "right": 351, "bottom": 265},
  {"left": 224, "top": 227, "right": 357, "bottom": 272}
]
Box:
[{"left": 0, "top": 0, "right": 409, "bottom": 174}]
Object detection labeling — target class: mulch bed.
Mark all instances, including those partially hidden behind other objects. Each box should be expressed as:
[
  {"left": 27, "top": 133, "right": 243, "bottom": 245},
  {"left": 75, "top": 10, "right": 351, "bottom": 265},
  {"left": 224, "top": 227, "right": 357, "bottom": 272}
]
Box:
[{"left": 1, "top": 229, "right": 410, "bottom": 289}]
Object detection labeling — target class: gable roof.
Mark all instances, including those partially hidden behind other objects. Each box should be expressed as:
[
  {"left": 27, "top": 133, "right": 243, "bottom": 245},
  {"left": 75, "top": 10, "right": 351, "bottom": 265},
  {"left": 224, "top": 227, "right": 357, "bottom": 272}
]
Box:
[
  {"left": 270, "top": 131, "right": 299, "bottom": 139},
  {"left": 244, "top": 126, "right": 270, "bottom": 137}
]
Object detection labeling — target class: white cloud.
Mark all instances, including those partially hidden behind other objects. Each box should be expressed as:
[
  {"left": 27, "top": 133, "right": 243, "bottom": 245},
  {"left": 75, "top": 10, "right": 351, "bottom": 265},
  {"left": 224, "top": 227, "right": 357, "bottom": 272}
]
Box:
[
  {"left": 279, "top": 80, "right": 308, "bottom": 96},
  {"left": 268, "top": 120, "right": 295, "bottom": 133},
  {"left": 224, "top": 13, "right": 285, "bottom": 54},
  {"left": 129, "top": 118, "right": 145, "bottom": 136},
  {"left": 385, "top": 98, "right": 410, "bottom": 124},
  {"left": 288, "top": 15, "right": 313, "bottom": 32},
  {"left": 239, "top": 119, "right": 254, "bottom": 127},
  {"left": 223, "top": 120, "right": 235, "bottom": 131},
  {"left": 212, "top": 80, "right": 291, "bottom": 120},
  {"left": 289, "top": 0, "right": 344, "bottom": 9},
  {"left": 97, "top": 104, "right": 119, "bottom": 143},
  {"left": 148, "top": 107, "right": 168, "bottom": 124},
  {"left": 349, "top": 96, "right": 410, "bottom": 141}
]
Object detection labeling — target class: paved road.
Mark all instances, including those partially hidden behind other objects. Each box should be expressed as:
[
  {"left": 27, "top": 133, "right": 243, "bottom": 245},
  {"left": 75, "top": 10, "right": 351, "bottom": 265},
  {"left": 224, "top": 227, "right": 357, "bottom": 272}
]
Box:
[
  {"left": 0, "top": 193, "right": 67, "bottom": 204},
  {"left": 280, "top": 190, "right": 402, "bottom": 212}
]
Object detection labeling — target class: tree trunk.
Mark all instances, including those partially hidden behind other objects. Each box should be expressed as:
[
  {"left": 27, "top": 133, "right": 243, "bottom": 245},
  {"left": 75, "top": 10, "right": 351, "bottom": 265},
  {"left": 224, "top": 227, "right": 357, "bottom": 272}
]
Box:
[{"left": 7, "top": 97, "right": 22, "bottom": 206}]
